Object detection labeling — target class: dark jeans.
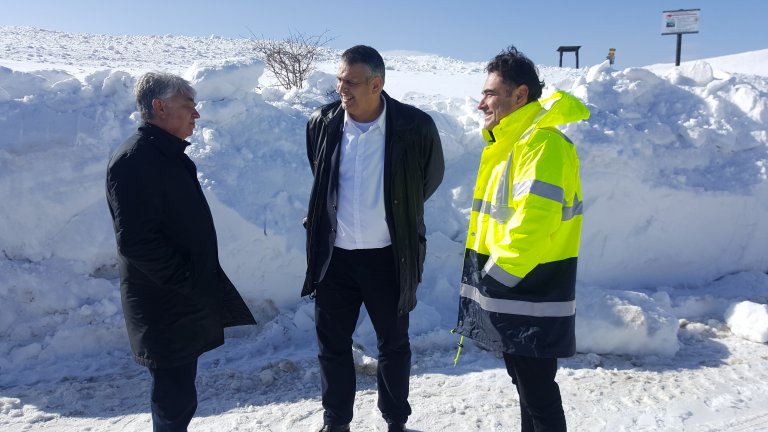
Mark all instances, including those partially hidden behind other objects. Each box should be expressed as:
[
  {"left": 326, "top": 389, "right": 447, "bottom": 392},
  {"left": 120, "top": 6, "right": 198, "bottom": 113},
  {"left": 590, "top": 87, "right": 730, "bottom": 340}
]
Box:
[
  {"left": 148, "top": 359, "right": 198, "bottom": 432},
  {"left": 315, "top": 246, "right": 412, "bottom": 427},
  {"left": 503, "top": 353, "right": 566, "bottom": 432}
]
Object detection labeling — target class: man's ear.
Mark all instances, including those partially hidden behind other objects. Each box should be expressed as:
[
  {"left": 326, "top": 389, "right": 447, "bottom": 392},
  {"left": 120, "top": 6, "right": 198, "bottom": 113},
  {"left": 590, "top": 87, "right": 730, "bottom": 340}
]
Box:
[
  {"left": 515, "top": 85, "right": 529, "bottom": 108},
  {"left": 151, "top": 98, "right": 165, "bottom": 117},
  {"left": 371, "top": 75, "right": 384, "bottom": 93}
]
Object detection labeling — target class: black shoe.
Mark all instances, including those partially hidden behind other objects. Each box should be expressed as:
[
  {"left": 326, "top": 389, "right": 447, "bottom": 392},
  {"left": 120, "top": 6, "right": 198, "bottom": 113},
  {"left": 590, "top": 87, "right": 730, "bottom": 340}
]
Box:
[
  {"left": 387, "top": 423, "right": 406, "bottom": 432},
  {"left": 318, "top": 425, "right": 351, "bottom": 432}
]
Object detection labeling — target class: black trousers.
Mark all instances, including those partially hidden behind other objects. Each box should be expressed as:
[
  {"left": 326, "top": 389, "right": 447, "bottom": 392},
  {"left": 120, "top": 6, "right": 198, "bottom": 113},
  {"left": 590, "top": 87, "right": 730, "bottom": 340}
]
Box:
[
  {"left": 148, "top": 359, "right": 198, "bottom": 432},
  {"left": 503, "top": 353, "right": 566, "bottom": 432},
  {"left": 315, "top": 246, "right": 412, "bottom": 426}
]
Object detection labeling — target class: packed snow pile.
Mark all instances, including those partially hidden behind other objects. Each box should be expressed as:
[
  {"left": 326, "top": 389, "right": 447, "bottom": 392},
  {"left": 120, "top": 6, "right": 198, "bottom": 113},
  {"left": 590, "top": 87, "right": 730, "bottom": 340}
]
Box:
[
  {"left": 1, "top": 26, "right": 767, "bottom": 386},
  {"left": 725, "top": 301, "right": 768, "bottom": 343}
]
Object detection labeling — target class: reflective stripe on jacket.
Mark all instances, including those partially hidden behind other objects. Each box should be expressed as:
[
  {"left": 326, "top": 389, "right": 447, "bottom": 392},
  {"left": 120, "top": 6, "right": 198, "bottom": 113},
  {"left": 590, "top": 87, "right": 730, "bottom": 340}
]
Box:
[{"left": 455, "top": 91, "right": 589, "bottom": 358}]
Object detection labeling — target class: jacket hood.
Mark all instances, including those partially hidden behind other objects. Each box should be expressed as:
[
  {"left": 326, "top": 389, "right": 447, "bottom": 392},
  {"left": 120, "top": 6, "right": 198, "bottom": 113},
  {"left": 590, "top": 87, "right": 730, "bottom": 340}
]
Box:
[
  {"left": 535, "top": 90, "right": 590, "bottom": 129},
  {"left": 483, "top": 91, "right": 589, "bottom": 144}
]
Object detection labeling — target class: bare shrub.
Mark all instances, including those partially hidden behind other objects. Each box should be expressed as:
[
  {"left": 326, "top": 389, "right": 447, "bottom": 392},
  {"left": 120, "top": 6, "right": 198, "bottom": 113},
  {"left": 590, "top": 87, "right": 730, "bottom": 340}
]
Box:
[{"left": 251, "top": 29, "right": 333, "bottom": 90}]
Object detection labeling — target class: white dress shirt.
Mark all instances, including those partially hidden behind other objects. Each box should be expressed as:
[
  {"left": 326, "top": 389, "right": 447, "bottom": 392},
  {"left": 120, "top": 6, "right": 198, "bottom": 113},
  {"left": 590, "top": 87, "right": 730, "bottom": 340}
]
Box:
[{"left": 334, "top": 98, "right": 391, "bottom": 250}]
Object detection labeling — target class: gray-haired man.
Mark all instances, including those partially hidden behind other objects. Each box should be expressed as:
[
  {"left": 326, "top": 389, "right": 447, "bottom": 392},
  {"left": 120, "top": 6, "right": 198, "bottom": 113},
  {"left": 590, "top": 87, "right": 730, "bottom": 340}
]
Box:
[{"left": 106, "top": 72, "right": 256, "bottom": 431}]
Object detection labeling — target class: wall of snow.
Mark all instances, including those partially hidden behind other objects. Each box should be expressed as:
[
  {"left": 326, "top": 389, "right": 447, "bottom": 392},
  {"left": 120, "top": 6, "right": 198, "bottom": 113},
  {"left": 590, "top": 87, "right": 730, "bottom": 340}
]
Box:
[{"left": 1, "top": 56, "right": 767, "bottom": 373}]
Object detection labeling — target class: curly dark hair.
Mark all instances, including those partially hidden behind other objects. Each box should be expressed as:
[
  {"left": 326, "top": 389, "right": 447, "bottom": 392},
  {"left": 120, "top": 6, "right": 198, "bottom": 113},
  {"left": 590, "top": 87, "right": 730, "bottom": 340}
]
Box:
[{"left": 485, "top": 46, "right": 544, "bottom": 102}]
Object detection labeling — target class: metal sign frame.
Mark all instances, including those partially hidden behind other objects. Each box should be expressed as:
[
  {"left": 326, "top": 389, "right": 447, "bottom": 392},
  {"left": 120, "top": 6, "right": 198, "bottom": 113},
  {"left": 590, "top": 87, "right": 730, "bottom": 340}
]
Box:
[{"left": 662, "top": 9, "right": 701, "bottom": 35}]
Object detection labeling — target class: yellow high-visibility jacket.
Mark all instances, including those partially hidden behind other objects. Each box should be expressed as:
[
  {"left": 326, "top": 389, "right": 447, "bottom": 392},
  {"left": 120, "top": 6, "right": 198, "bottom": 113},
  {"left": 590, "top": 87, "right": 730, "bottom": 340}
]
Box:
[{"left": 455, "top": 91, "right": 589, "bottom": 358}]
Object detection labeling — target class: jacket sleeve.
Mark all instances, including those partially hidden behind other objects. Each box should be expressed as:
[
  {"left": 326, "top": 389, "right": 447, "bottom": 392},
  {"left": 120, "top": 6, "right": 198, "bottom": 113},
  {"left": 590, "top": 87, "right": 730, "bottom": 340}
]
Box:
[
  {"left": 306, "top": 111, "right": 321, "bottom": 177},
  {"left": 420, "top": 115, "right": 445, "bottom": 201},
  {"left": 485, "top": 130, "right": 572, "bottom": 285},
  {"left": 107, "top": 158, "right": 191, "bottom": 292}
]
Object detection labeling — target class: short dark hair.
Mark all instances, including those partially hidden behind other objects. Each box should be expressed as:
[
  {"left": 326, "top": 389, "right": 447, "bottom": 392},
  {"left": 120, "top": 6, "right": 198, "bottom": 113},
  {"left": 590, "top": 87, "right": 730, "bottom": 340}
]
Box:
[
  {"left": 341, "top": 45, "right": 385, "bottom": 82},
  {"left": 134, "top": 72, "right": 196, "bottom": 121},
  {"left": 486, "top": 46, "right": 544, "bottom": 102}
]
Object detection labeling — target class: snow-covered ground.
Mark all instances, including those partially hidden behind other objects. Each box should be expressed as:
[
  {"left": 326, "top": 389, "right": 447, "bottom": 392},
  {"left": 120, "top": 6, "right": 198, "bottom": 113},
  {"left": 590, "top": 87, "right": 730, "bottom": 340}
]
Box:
[{"left": 1, "top": 26, "right": 768, "bottom": 431}]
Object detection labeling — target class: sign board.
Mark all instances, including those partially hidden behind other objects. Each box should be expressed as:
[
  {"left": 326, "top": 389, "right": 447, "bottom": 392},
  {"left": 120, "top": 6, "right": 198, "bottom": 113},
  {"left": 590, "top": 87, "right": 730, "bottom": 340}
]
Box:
[{"left": 662, "top": 9, "right": 701, "bottom": 35}]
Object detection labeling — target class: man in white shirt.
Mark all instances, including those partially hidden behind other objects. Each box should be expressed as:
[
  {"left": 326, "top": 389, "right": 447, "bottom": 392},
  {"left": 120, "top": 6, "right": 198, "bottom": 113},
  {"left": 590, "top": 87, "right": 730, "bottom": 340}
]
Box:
[{"left": 303, "top": 45, "right": 444, "bottom": 432}]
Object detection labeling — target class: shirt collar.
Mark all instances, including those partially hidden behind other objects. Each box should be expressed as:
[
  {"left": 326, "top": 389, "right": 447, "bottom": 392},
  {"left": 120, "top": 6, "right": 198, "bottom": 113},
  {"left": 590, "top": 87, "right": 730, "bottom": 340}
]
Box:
[{"left": 343, "top": 94, "right": 387, "bottom": 132}]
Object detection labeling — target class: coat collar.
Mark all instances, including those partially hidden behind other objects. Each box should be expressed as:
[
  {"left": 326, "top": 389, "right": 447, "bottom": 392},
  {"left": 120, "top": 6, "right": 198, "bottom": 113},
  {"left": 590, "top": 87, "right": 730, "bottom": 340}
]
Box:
[
  {"left": 483, "top": 100, "right": 542, "bottom": 146},
  {"left": 138, "top": 122, "right": 191, "bottom": 157}
]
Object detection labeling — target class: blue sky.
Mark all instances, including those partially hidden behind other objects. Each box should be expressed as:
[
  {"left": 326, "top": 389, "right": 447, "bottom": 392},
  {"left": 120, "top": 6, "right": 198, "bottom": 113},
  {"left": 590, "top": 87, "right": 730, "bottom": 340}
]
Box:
[{"left": 3, "top": 0, "right": 766, "bottom": 68}]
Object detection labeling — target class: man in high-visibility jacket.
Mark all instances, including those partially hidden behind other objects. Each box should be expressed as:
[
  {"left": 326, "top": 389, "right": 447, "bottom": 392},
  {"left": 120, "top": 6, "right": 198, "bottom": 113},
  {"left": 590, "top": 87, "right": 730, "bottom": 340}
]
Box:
[{"left": 455, "top": 46, "right": 589, "bottom": 431}]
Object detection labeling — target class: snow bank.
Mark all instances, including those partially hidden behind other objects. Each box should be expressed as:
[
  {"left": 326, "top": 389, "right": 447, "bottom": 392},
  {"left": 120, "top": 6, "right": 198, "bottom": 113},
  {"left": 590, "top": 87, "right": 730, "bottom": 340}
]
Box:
[
  {"left": 2, "top": 38, "right": 768, "bottom": 379},
  {"left": 573, "top": 61, "right": 768, "bottom": 290}
]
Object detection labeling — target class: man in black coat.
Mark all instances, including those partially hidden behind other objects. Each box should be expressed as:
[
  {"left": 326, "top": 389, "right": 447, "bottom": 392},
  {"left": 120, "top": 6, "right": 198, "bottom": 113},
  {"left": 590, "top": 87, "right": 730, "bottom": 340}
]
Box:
[
  {"left": 106, "top": 72, "right": 256, "bottom": 432},
  {"left": 304, "top": 45, "right": 444, "bottom": 432}
]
